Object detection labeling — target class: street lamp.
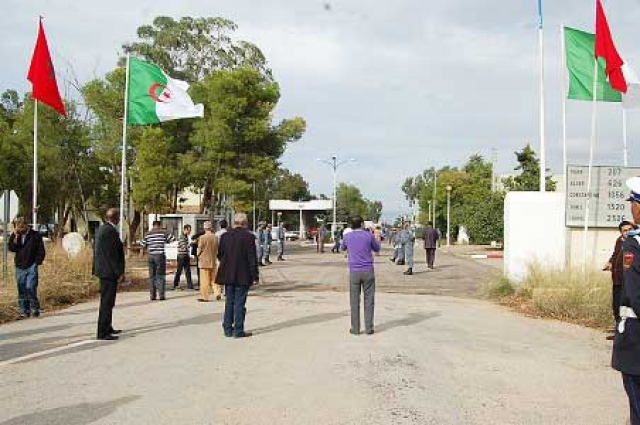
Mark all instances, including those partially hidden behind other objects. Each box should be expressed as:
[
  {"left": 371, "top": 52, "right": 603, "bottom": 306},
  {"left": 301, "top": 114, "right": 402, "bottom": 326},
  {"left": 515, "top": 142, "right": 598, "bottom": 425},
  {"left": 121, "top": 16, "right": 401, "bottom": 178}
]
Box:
[
  {"left": 317, "top": 155, "right": 356, "bottom": 236},
  {"left": 427, "top": 201, "right": 432, "bottom": 223},
  {"left": 446, "top": 185, "right": 452, "bottom": 247}
]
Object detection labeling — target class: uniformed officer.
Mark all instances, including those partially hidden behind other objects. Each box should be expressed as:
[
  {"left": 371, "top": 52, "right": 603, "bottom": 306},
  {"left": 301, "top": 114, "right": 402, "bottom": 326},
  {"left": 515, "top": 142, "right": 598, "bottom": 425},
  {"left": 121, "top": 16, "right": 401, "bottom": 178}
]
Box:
[
  {"left": 398, "top": 221, "right": 415, "bottom": 275},
  {"left": 612, "top": 176, "right": 640, "bottom": 425}
]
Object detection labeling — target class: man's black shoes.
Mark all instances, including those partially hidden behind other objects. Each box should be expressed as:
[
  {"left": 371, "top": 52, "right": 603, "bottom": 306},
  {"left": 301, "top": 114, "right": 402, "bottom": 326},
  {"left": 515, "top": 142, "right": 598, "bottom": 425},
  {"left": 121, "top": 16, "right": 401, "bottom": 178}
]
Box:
[
  {"left": 110, "top": 329, "right": 123, "bottom": 335},
  {"left": 234, "top": 332, "right": 253, "bottom": 338},
  {"left": 98, "top": 335, "right": 119, "bottom": 341}
]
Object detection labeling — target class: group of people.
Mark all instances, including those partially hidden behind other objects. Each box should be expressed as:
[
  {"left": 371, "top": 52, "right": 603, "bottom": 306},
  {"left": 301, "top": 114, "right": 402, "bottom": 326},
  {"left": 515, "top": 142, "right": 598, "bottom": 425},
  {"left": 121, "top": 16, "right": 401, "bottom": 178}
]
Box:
[
  {"left": 93, "top": 209, "right": 259, "bottom": 340},
  {"left": 387, "top": 221, "right": 441, "bottom": 275},
  {"left": 256, "top": 222, "right": 286, "bottom": 264}
]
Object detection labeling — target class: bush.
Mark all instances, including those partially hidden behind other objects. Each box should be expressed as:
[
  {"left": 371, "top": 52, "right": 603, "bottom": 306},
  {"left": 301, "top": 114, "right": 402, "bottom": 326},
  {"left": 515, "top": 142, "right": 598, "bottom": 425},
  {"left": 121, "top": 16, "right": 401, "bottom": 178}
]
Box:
[{"left": 487, "top": 263, "right": 612, "bottom": 329}]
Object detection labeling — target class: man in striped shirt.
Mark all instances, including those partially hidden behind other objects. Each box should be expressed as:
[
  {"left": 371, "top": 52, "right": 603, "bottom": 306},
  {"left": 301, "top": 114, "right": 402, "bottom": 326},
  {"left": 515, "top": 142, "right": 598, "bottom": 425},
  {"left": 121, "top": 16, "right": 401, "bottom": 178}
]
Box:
[
  {"left": 172, "top": 224, "right": 193, "bottom": 290},
  {"left": 141, "top": 221, "right": 175, "bottom": 301}
]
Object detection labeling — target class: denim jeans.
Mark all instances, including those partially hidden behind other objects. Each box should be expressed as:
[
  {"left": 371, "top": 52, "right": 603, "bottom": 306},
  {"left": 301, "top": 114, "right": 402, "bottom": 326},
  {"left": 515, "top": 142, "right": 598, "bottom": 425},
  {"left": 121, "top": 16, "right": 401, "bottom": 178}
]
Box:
[
  {"left": 223, "top": 284, "right": 249, "bottom": 337},
  {"left": 173, "top": 254, "right": 193, "bottom": 289},
  {"left": 16, "top": 263, "right": 40, "bottom": 315},
  {"left": 148, "top": 254, "right": 166, "bottom": 299}
]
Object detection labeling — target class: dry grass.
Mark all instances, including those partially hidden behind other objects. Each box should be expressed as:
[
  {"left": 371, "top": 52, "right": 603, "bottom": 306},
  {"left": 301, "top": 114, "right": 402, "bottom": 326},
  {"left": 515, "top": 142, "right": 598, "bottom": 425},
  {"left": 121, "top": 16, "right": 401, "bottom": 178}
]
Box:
[
  {"left": 0, "top": 244, "right": 147, "bottom": 324},
  {"left": 486, "top": 263, "right": 613, "bottom": 329}
]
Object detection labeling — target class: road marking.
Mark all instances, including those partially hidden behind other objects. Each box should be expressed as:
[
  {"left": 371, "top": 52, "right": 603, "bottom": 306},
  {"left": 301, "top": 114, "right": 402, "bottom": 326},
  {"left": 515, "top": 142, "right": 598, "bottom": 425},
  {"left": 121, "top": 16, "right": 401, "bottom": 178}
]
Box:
[{"left": 0, "top": 339, "right": 96, "bottom": 367}]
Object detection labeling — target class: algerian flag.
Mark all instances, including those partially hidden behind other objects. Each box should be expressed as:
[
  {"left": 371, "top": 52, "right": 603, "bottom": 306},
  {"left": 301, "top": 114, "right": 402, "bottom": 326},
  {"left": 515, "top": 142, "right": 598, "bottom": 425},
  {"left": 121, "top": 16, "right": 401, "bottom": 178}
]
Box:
[
  {"left": 127, "top": 57, "right": 204, "bottom": 125},
  {"left": 564, "top": 26, "right": 621, "bottom": 103}
]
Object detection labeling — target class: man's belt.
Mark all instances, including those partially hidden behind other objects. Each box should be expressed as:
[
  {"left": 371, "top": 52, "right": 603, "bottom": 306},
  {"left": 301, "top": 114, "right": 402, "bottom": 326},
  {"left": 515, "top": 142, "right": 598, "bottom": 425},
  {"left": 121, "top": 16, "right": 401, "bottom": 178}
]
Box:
[{"left": 619, "top": 306, "right": 638, "bottom": 334}]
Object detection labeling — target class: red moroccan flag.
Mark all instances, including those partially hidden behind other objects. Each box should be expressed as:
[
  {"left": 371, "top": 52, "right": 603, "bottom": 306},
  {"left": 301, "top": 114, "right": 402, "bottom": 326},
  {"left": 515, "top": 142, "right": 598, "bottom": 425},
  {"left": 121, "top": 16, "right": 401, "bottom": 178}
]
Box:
[
  {"left": 595, "top": 0, "right": 627, "bottom": 93},
  {"left": 27, "top": 19, "right": 67, "bottom": 117}
]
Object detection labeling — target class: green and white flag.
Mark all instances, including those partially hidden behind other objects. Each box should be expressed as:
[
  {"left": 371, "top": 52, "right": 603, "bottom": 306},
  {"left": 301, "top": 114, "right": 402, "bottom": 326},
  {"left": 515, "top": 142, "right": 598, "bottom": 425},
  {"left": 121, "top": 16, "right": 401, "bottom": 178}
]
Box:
[
  {"left": 564, "top": 26, "right": 622, "bottom": 103},
  {"left": 127, "top": 57, "right": 204, "bottom": 125}
]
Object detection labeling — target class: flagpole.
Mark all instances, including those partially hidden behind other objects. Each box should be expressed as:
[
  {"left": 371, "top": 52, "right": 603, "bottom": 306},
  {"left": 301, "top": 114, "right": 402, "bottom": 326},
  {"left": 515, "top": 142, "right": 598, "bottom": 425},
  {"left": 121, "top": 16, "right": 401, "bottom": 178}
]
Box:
[
  {"left": 583, "top": 59, "right": 599, "bottom": 271},
  {"left": 538, "top": 0, "right": 546, "bottom": 192},
  {"left": 623, "top": 108, "right": 629, "bottom": 166},
  {"left": 560, "top": 24, "right": 568, "bottom": 177},
  {"left": 119, "top": 53, "right": 131, "bottom": 241},
  {"left": 32, "top": 100, "right": 38, "bottom": 227}
]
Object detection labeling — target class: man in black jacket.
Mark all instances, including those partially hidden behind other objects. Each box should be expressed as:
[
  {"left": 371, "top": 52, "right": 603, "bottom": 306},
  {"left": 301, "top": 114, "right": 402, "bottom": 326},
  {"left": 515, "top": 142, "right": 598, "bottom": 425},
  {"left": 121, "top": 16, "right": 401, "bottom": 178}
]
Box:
[
  {"left": 216, "top": 213, "right": 259, "bottom": 338},
  {"left": 8, "top": 217, "right": 46, "bottom": 319},
  {"left": 93, "top": 208, "right": 125, "bottom": 340},
  {"left": 422, "top": 221, "right": 440, "bottom": 270}
]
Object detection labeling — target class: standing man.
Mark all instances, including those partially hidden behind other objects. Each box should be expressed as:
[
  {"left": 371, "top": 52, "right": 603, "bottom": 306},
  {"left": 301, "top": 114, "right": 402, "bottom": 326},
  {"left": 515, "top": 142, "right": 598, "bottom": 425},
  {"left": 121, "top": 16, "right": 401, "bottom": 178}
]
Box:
[
  {"left": 256, "top": 223, "right": 266, "bottom": 266},
  {"left": 399, "top": 221, "right": 415, "bottom": 275},
  {"left": 331, "top": 226, "right": 342, "bottom": 253},
  {"left": 216, "top": 213, "right": 259, "bottom": 338},
  {"left": 93, "top": 208, "right": 124, "bottom": 340},
  {"left": 140, "top": 220, "right": 175, "bottom": 301},
  {"left": 262, "top": 223, "right": 273, "bottom": 265},
  {"left": 197, "top": 221, "right": 220, "bottom": 302},
  {"left": 422, "top": 221, "right": 440, "bottom": 270},
  {"left": 173, "top": 224, "right": 193, "bottom": 290},
  {"left": 317, "top": 224, "right": 327, "bottom": 253},
  {"left": 8, "top": 217, "right": 46, "bottom": 319},
  {"left": 215, "top": 219, "right": 228, "bottom": 242},
  {"left": 277, "top": 223, "right": 286, "bottom": 261},
  {"left": 341, "top": 215, "right": 381, "bottom": 335},
  {"left": 613, "top": 177, "right": 640, "bottom": 424}
]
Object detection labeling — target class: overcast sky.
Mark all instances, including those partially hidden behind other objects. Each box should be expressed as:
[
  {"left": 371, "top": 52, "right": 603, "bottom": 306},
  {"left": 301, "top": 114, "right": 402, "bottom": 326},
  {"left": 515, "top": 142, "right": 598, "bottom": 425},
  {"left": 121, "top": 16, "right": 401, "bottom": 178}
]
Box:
[{"left": 3, "top": 0, "right": 640, "bottom": 219}]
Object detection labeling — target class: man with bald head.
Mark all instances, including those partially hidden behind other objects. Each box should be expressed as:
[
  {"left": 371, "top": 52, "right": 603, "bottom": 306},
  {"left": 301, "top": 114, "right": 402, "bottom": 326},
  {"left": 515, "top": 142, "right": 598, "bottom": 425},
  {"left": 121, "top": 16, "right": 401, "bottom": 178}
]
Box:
[
  {"left": 93, "top": 208, "right": 125, "bottom": 340},
  {"left": 216, "top": 213, "right": 259, "bottom": 338}
]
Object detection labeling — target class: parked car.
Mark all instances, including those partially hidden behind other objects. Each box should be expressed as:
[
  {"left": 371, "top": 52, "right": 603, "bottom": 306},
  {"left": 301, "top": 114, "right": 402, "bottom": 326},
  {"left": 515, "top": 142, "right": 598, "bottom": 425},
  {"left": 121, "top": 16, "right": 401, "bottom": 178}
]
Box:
[{"left": 285, "top": 231, "right": 299, "bottom": 241}]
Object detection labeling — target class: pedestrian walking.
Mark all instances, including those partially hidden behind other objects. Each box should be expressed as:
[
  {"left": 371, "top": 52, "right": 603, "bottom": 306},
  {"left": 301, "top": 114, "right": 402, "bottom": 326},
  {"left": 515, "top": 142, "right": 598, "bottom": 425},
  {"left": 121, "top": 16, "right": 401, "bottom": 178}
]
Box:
[
  {"left": 191, "top": 230, "right": 203, "bottom": 289},
  {"left": 216, "top": 213, "right": 259, "bottom": 338},
  {"left": 140, "top": 220, "right": 175, "bottom": 301},
  {"left": 197, "top": 221, "right": 221, "bottom": 302},
  {"left": 8, "top": 217, "right": 45, "bottom": 319},
  {"left": 422, "top": 221, "right": 440, "bottom": 270},
  {"left": 173, "top": 224, "right": 193, "bottom": 290},
  {"left": 341, "top": 215, "right": 380, "bottom": 335},
  {"left": 373, "top": 225, "right": 383, "bottom": 256},
  {"left": 277, "top": 223, "right": 286, "bottom": 261},
  {"left": 612, "top": 177, "right": 640, "bottom": 425},
  {"left": 317, "top": 224, "right": 327, "bottom": 253},
  {"left": 398, "top": 221, "right": 415, "bottom": 275},
  {"left": 262, "top": 223, "right": 273, "bottom": 264},
  {"left": 92, "top": 208, "right": 124, "bottom": 340}
]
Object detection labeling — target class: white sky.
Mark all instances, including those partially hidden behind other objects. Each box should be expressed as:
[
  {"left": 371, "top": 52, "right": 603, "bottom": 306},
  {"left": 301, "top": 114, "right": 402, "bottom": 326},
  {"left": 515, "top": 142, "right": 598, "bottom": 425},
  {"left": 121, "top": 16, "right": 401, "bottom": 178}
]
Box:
[{"left": 3, "top": 0, "right": 640, "bottom": 219}]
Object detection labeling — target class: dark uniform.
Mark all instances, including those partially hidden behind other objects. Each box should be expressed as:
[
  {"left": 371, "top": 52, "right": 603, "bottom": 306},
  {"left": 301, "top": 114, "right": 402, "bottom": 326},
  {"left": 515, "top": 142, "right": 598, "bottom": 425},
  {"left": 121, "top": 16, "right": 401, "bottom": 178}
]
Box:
[{"left": 613, "top": 231, "right": 640, "bottom": 424}]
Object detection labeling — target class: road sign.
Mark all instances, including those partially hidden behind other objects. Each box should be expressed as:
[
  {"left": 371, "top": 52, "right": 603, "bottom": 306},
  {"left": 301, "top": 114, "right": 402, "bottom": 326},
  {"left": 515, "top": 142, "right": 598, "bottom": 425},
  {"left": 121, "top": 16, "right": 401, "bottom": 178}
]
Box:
[
  {"left": 0, "top": 191, "right": 18, "bottom": 224},
  {"left": 566, "top": 165, "right": 640, "bottom": 227}
]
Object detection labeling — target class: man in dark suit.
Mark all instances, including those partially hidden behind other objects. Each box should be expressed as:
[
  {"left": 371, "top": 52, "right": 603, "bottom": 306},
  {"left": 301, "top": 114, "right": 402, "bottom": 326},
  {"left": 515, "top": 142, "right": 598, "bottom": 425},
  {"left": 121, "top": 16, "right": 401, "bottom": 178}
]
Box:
[
  {"left": 216, "top": 213, "right": 259, "bottom": 338},
  {"left": 422, "top": 221, "right": 440, "bottom": 270},
  {"left": 93, "top": 208, "right": 125, "bottom": 341}
]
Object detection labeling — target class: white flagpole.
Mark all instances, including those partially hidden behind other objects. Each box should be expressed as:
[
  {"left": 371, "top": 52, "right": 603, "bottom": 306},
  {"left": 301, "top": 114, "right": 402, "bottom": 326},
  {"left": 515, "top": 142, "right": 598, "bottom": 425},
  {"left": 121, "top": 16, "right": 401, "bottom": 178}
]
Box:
[
  {"left": 583, "top": 59, "right": 599, "bottom": 270},
  {"left": 623, "top": 108, "right": 629, "bottom": 166},
  {"left": 32, "top": 100, "right": 38, "bottom": 227},
  {"left": 560, "top": 24, "right": 568, "bottom": 177},
  {"left": 538, "top": 0, "right": 546, "bottom": 192},
  {"left": 119, "top": 53, "right": 131, "bottom": 241}
]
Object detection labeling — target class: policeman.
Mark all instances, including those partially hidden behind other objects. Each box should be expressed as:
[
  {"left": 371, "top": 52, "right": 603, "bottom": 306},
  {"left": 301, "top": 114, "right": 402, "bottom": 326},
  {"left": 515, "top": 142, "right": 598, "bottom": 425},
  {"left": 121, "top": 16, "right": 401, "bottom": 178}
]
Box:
[
  {"left": 613, "top": 176, "right": 640, "bottom": 425},
  {"left": 262, "top": 223, "right": 273, "bottom": 265},
  {"left": 398, "top": 221, "right": 415, "bottom": 275}
]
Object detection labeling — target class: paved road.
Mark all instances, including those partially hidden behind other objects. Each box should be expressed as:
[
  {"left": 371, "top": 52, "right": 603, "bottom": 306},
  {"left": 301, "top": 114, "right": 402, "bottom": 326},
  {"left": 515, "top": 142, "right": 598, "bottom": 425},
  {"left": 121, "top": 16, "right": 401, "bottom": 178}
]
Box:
[{"left": 0, "top": 245, "right": 626, "bottom": 424}]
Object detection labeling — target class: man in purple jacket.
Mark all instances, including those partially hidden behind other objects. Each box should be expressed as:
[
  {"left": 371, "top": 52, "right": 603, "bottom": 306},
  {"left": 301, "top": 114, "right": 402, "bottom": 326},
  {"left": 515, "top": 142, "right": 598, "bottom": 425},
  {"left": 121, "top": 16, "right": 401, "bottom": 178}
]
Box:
[{"left": 341, "top": 215, "right": 381, "bottom": 335}]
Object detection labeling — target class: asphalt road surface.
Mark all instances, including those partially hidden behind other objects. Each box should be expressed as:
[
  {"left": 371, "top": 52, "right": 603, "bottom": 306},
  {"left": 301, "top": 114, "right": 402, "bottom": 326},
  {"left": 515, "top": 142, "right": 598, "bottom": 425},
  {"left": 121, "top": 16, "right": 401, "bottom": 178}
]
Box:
[{"left": 0, "top": 244, "right": 627, "bottom": 424}]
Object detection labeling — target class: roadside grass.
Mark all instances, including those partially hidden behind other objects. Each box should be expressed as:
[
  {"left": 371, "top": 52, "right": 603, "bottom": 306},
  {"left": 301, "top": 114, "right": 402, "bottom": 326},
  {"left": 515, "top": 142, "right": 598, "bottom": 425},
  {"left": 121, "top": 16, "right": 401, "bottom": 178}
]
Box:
[
  {"left": 485, "top": 263, "right": 612, "bottom": 329},
  {"left": 0, "top": 244, "right": 147, "bottom": 324}
]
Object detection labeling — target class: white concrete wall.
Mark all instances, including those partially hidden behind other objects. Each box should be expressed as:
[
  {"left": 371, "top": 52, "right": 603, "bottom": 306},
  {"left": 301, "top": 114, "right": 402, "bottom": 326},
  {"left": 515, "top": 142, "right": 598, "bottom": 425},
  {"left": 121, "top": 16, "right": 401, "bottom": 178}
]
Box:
[
  {"left": 504, "top": 192, "right": 566, "bottom": 282},
  {"left": 568, "top": 227, "right": 619, "bottom": 270}
]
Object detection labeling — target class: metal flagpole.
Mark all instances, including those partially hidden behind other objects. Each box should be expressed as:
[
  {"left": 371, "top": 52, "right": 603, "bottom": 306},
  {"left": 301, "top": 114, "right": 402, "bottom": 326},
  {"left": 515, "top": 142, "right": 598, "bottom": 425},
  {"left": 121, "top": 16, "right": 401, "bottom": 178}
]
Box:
[
  {"left": 33, "top": 100, "right": 38, "bottom": 227},
  {"left": 583, "top": 59, "right": 599, "bottom": 270},
  {"left": 3, "top": 190, "right": 9, "bottom": 285},
  {"left": 119, "top": 53, "right": 131, "bottom": 241},
  {"left": 538, "top": 0, "right": 546, "bottom": 192},
  {"left": 560, "top": 24, "right": 568, "bottom": 176},
  {"left": 623, "top": 108, "right": 629, "bottom": 166}
]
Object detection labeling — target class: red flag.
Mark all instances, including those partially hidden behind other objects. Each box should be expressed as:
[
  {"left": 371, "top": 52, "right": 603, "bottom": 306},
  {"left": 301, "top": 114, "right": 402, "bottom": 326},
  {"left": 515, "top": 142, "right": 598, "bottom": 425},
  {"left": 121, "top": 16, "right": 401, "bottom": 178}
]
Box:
[
  {"left": 27, "top": 18, "right": 67, "bottom": 117},
  {"left": 595, "top": 0, "right": 627, "bottom": 93}
]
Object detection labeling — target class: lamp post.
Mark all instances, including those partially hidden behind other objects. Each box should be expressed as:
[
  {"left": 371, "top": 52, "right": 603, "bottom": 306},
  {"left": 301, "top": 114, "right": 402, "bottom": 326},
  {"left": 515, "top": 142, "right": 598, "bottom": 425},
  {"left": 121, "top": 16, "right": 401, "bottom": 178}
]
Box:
[
  {"left": 317, "top": 155, "right": 356, "bottom": 236},
  {"left": 446, "top": 185, "right": 452, "bottom": 247},
  {"left": 427, "top": 201, "right": 432, "bottom": 223}
]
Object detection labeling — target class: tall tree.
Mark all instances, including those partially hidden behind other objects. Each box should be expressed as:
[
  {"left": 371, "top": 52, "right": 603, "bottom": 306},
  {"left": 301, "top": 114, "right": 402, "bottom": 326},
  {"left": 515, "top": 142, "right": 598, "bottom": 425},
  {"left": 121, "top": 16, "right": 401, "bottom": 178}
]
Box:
[
  {"left": 503, "top": 144, "right": 556, "bottom": 192},
  {"left": 190, "top": 67, "right": 305, "bottom": 213}
]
